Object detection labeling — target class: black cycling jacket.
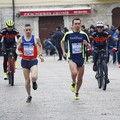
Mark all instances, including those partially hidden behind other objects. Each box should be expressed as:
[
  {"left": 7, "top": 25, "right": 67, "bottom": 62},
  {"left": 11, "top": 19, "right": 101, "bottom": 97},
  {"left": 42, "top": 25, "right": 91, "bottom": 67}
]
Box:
[
  {"left": 0, "top": 27, "right": 20, "bottom": 48},
  {"left": 89, "top": 30, "right": 115, "bottom": 50}
]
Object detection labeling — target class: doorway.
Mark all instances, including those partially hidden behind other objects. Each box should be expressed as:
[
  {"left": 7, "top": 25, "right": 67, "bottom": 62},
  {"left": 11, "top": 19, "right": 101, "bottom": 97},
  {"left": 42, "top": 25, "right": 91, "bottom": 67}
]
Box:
[
  {"left": 112, "top": 7, "right": 120, "bottom": 27},
  {"left": 39, "top": 16, "right": 64, "bottom": 41}
]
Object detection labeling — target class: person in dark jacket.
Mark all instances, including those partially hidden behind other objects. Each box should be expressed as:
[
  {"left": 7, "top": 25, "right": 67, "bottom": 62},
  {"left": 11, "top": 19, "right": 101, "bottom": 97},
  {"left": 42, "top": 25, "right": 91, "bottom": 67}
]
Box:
[
  {"left": 43, "top": 38, "right": 56, "bottom": 56},
  {"left": 52, "top": 26, "right": 64, "bottom": 60},
  {"left": 81, "top": 25, "right": 90, "bottom": 63},
  {"left": 63, "top": 27, "right": 69, "bottom": 53}
]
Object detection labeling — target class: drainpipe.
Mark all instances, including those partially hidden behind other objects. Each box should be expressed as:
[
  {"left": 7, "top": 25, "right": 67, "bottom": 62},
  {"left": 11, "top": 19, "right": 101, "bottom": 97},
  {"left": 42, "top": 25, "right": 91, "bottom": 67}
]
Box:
[{"left": 12, "top": 0, "right": 15, "bottom": 25}]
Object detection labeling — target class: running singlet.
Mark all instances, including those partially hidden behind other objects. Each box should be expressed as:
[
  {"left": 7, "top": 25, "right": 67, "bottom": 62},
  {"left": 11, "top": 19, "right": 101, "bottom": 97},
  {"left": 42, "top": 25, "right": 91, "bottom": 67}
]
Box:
[
  {"left": 21, "top": 35, "right": 38, "bottom": 59},
  {"left": 62, "top": 31, "right": 90, "bottom": 60}
]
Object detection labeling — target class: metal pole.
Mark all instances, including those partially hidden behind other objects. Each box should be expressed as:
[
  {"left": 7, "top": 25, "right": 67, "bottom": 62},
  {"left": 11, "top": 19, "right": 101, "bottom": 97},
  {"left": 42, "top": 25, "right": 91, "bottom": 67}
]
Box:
[{"left": 12, "top": 0, "right": 15, "bottom": 25}]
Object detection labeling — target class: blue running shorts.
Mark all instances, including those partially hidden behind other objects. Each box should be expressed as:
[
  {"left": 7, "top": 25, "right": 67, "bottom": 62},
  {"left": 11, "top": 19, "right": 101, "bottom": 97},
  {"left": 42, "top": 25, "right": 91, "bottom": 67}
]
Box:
[
  {"left": 68, "top": 58, "right": 84, "bottom": 68},
  {"left": 21, "top": 59, "right": 38, "bottom": 69}
]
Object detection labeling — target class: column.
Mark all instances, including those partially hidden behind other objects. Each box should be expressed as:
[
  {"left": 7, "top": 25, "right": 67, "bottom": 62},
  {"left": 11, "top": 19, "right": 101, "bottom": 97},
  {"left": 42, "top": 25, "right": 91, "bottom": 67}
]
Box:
[{"left": 33, "top": 17, "right": 39, "bottom": 38}]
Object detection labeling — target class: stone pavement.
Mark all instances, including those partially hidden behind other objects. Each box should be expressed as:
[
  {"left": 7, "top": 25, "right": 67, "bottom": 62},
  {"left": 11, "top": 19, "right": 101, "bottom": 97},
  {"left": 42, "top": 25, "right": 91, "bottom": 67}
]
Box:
[{"left": 0, "top": 56, "right": 120, "bottom": 120}]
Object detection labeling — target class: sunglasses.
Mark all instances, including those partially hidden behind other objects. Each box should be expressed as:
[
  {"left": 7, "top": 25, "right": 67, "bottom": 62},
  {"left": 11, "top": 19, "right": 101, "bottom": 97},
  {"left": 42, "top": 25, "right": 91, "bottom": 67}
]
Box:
[
  {"left": 7, "top": 26, "right": 13, "bottom": 28},
  {"left": 97, "top": 26, "right": 103, "bottom": 28}
]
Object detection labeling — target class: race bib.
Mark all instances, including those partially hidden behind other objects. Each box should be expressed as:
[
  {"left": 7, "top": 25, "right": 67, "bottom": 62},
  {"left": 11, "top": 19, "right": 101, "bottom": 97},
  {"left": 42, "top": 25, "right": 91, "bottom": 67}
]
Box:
[
  {"left": 72, "top": 43, "right": 82, "bottom": 54},
  {"left": 24, "top": 45, "right": 34, "bottom": 56}
]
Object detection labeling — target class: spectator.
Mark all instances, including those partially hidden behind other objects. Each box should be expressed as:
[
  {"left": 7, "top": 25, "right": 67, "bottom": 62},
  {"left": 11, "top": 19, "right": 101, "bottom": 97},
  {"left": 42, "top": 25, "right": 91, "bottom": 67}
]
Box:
[
  {"left": 81, "top": 25, "right": 89, "bottom": 63},
  {"left": 81, "top": 25, "right": 89, "bottom": 35},
  {"left": 112, "top": 26, "right": 120, "bottom": 67},
  {"left": 109, "top": 25, "right": 116, "bottom": 36},
  {"left": 43, "top": 38, "right": 56, "bottom": 56},
  {"left": 63, "top": 27, "right": 69, "bottom": 53},
  {"left": 89, "top": 25, "right": 96, "bottom": 62},
  {"left": 52, "top": 26, "right": 64, "bottom": 60},
  {"left": 104, "top": 24, "right": 117, "bottom": 64}
]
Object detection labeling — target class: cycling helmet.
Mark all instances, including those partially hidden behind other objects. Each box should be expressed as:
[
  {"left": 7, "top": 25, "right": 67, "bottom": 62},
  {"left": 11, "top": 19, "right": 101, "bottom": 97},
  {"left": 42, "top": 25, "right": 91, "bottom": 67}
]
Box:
[
  {"left": 96, "top": 21, "right": 104, "bottom": 27},
  {"left": 6, "top": 20, "right": 14, "bottom": 27}
]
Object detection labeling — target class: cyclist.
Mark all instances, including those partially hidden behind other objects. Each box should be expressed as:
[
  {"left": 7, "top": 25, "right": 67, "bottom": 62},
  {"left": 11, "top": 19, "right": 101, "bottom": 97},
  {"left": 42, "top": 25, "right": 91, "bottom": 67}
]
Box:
[
  {"left": 0, "top": 20, "right": 20, "bottom": 79},
  {"left": 89, "top": 21, "right": 116, "bottom": 84},
  {"left": 16, "top": 24, "right": 44, "bottom": 103},
  {"left": 61, "top": 18, "right": 91, "bottom": 100}
]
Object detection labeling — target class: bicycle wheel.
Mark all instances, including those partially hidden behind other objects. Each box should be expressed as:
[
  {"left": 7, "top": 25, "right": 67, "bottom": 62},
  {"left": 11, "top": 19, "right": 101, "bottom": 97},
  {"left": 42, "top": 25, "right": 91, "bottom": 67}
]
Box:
[
  {"left": 7, "top": 58, "right": 11, "bottom": 84},
  {"left": 100, "top": 64, "right": 103, "bottom": 89},
  {"left": 97, "top": 61, "right": 102, "bottom": 89},
  {"left": 102, "top": 61, "right": 107, "bottom": 90},
  {"left": 8, "top": 58, "right": 14, "bottom": 86}
]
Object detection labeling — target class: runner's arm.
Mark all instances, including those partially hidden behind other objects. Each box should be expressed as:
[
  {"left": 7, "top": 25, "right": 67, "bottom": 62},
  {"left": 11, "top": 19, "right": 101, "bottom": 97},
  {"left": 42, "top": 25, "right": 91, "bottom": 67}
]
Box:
[
  {"left": 16, "top": 37, "right": 22, "bottom": 56},
  {"left": 61, "top": 40, "right": 65, "bottom": 53},
  {"left": 36, "top": 38, "right": 44, "bottom": 62},
  {"left": 61, "top": 34, "right": 67, "bottom": 58},
  {"left": 36, "top": 38, "right": 43, "bottom": 55},
  {"left": 83, "top": 34, "right": 91, "bottom": 49}
]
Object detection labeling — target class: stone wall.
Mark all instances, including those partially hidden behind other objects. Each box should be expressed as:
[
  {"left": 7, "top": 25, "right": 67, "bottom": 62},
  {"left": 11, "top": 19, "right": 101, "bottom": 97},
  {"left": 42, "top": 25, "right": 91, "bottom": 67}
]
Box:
[
  {"left": 0, "top": 3, "right": 119, "bottom": 35},
  {"left": 0, "top": 0, "right": 119, "bottom": 7}
]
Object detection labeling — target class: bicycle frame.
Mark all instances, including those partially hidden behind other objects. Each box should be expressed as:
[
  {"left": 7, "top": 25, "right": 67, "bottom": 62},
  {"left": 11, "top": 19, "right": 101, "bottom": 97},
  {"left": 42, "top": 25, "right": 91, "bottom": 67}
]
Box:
[
  {"left": 4, "top": 48, "right": 16, "bottom": 86},
  {"left": 95, "top": 49, "right": 108, "bottom": 90},
  {"left": 7, "top": 51, "right": 15, "bottom": 73}
]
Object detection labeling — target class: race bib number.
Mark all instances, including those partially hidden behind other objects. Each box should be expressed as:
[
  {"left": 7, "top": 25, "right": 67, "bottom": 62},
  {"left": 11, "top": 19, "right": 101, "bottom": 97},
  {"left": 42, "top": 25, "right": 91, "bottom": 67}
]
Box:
[
  {"left": 72, "top": 43, "right": 82, "bottom": 54},
  {"left": 24, "top": 45, "right": 34, "bottom": 56}
]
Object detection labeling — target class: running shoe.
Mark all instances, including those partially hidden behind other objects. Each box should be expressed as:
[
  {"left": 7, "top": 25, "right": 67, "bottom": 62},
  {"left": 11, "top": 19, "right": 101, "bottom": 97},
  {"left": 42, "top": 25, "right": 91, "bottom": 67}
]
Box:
[
  {"left": 70, "top": 83, "right": 75, "bottom": 92},
  {"left": 74, "top": 93, "right": 80, "bottom": 100},
  {"left": 88, "top": 55, "right": 93, "bottom": 59},
  {"left": 26, "top": 96, "right": 32, "bottom": 103},
  {"left": 85, "top": 61, "right": 88, "bottom": 64},
  {"left": 32, "top": 82, "right": 38, "bottom": 90},
  {"left": 4, "top": 72, "right": 8, "bottom": 80}
]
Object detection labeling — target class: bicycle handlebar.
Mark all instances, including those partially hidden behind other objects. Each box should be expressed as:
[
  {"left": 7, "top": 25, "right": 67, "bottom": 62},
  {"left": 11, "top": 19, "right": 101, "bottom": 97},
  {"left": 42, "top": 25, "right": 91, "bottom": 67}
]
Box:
[
  {"left": 2, "top": 47, "right": 16, "bottom": 51},
  {"left": 2, "top": 47, "right": 16, "bottom": 56},
  {"left": 94, "top": 49, "right": 106, "bottom": 53}
]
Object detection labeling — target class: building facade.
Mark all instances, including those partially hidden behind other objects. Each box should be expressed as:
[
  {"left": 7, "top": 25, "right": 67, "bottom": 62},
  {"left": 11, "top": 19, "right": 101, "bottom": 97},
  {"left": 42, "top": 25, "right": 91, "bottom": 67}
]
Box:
[{"left": 0, "top": 0, "right": 120, "bottom": 40}]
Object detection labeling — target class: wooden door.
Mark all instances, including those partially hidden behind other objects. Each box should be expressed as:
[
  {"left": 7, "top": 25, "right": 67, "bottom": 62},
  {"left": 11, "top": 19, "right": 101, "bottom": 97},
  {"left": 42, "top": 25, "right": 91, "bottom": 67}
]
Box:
[
  {"left": 112, "top": 7, "right": 120, "bottom": 27},
  {"left": 39, "top": 16, "right": 64, "bottom": 41}
]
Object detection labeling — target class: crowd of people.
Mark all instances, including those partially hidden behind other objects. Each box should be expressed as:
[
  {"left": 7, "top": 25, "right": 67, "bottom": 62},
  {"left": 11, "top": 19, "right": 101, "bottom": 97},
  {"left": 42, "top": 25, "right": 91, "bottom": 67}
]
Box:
[
  {"left": 0, "top": 18, "right": 120, "bottom": 102},
  {"left": 81, "top": 23, "right": 120, "bottom": 66},
  {"left": 43, "top": 21, "right": 120, "bottom": 68}
]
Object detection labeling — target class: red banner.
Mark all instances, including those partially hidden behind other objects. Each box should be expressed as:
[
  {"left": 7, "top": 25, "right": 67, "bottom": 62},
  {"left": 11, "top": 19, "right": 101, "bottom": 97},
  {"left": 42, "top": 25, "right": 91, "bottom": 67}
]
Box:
[{"left": 20, "top": 8, "right": 91, "bottom": 16}]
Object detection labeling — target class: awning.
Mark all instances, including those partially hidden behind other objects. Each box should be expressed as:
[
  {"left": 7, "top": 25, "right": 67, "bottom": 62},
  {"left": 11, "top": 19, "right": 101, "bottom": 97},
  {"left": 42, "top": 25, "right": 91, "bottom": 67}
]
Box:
[{"left": 20, "top": 7, "right": 91, "bottom": 17}]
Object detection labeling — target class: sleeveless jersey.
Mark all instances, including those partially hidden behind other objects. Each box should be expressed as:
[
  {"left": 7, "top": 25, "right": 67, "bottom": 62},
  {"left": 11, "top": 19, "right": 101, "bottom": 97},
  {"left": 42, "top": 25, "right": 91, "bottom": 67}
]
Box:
[
  {"left": 62, "top": 30, "right": 90, "bottom": 59},
  {"left": 21, "top": 35, "right": 38, "bottom": 59}
]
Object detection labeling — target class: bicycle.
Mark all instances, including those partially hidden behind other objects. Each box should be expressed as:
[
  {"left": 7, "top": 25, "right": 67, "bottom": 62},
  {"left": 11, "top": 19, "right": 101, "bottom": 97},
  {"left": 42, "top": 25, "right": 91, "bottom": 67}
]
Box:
[
  {"left": 3, "top": 47, "right": 16, "bottom": 86},
  {"left": 95, "top": 49, "right": 108, "bottom": 90}
]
